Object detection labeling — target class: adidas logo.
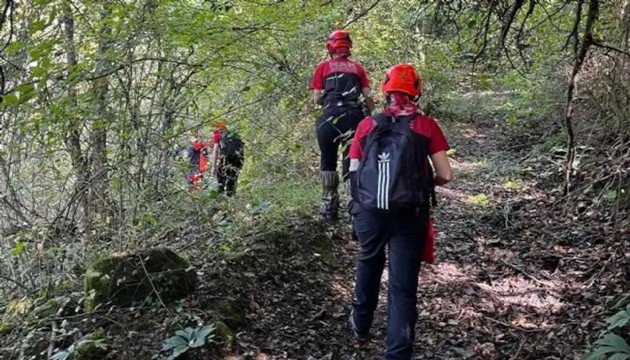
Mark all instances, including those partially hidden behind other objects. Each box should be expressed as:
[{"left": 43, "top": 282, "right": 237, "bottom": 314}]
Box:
[{"left": 378, "top": 152, "right": 390, "bottom": 162}]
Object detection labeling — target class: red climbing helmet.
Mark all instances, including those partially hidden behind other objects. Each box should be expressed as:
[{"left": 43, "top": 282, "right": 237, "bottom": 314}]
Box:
[
  {"left": 326, "top": 30, "right": 352, "bottom": 53},
  {"left": 381, "top": 64, "right": 423, "bottom": 98}
]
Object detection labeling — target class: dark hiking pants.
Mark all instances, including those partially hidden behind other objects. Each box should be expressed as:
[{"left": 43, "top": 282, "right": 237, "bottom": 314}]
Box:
[
  {"left": 315, "top": 107, "right": 365, "bottom": 180},
  {"left": 351, "top": 205, "right": 429, "bottom": 360},
  {"left": 217, "top": 156, "right": 243, "bottom": 196}
]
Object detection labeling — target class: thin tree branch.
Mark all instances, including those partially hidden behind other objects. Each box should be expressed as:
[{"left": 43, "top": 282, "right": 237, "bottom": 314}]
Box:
[
  {"left": 342, "top": 0, "right": 381, "bottom": 29},
  {"left": 592, "top": 41, "right": 630, "bottom": 57},
  {"left": 498, "top": 0, "right": 526, "bottom": 52},
  {"left": 564, "top": 0, "right": 584, "bottom": 54}
]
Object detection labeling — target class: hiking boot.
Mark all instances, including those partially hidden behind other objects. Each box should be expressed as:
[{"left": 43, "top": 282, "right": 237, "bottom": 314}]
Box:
[
  {"left": 349, "top": 310, "right": 369, "bottom": 342},
  {"left": 320, "top": 171, "right": 340, "bottom": 221}
]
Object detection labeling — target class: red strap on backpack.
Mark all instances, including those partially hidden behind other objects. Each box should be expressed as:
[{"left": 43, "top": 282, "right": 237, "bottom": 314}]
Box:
[{"left": 422, "top": 218, "right": 435, "bottom": 264}]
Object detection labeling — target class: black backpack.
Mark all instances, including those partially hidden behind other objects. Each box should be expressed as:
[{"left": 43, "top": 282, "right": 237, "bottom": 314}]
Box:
[
  {"left": 353, "top": 113, "right": 436, "bottom": 212},
  {"left": 219, "top": 131, "right": 244, "bottom": 161},
  {"left": 323, "top": 70, "right": 362, "bottom": 108}
]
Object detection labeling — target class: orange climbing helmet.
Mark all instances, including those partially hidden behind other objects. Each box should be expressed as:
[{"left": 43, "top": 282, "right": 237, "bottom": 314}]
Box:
[
  {"left": 381, "top": 64, "right": 423, "bottom": 98},
  {"left": 326, "top": 30, "right": 352, "bottom": 53},
  {"left": 215, "top": 122, "right": 227, "bottom": 130}
]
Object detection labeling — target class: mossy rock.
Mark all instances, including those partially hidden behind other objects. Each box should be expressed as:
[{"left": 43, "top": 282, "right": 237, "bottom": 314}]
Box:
[
  {"left": 32, "top": 298, "right": 58, "bottom": 319},
  {"left": 1, "top": 298, "right": 30, "bottom": 335},
  {"left": 211, "top": 300, "right": 244, "bottom": 329},
  {"left": 74, "top": 330, "right": 109, "bottom": 360},
  {"left": 213, "top": 321, "right": 234, "bottom": 344},
  {"left": 5, "top": 298, "right": 31, "bottom": 317},
  {"left": 0, "top": 321, "right": 14, "bottom": 336},
  {"left": 84, "top": 247, "right": 197, "bottom": 311}
]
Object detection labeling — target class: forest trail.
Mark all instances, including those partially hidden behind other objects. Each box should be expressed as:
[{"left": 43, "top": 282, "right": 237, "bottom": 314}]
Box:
[
  {"left": 3, "top": 2, "right": 630, "bottom": 359},
  {"left": 200, "top": 118, "right": 628, "bottom": 360}
]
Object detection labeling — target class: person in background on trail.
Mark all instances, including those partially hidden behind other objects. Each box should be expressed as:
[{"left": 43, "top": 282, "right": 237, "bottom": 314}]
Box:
[
  {"left": 347, "top": 64, "right": 453, "bottom": 360},
  {"left": 187, "top": 130, "right": 209, "bottom": 192},
  {"left": 310, "top": 29, "right": 375, "bottom": 221},
  {"left": 211, "top": 122, "right": 244, "bottom": 196}
]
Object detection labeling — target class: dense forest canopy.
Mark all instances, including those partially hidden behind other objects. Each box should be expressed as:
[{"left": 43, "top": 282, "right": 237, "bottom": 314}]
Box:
[{"left": 1, "top": 0, "right": 629, "bottom": 359}]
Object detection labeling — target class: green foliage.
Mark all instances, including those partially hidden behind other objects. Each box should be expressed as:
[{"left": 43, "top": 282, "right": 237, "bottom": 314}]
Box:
[
  {"left": 583, "top": 305, "right": 630, "bottom": 360},
  {"left": 468, "top": 194, "right": 490, "bottom": 207},
  {"left": 159, "top": 324, "right": 216, "bottom": 360},
  {"left": 51, "top": 333, "right": 108, "bottom": 360}
]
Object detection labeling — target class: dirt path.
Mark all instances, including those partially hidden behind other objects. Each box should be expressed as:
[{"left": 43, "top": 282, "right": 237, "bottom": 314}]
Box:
[{"left": 214, "top": 120, "right": 628, "bottom": 360}]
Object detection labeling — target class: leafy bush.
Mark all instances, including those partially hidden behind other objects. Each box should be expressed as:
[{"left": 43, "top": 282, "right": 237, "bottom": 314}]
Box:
[
  {"left": 159, "top": 324, "right": 216, "bottom": 360},
  {"left": 583, "top": 304, "right": 630, "bottom": 360}
]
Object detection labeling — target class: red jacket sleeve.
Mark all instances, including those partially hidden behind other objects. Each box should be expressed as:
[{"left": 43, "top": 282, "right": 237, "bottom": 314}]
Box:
[
  {"left": 309, "top": 62, "right": 326, "bottom": 90},
  {"left": 356, "top": 63, "right": 370, "bottom": 89},
  {"left": 427, "top": 118, "right": 450, "bottom": 155},
  {"left": 349, "top": 117, "right": 374, "bottom": 160}
]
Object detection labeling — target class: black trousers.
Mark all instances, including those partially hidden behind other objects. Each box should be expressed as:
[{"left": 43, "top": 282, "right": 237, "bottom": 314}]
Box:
[
  {"left": 351, "top": 205, "right": 429, "bottom": 360},
  {"left": 217, "top": 156, "right": 243, "bottom": 196},
  {"left": 315, "top": 107, "right": 366, "bottom": 180}
]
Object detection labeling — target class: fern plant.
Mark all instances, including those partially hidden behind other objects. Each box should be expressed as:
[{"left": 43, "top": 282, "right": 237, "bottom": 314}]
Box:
[
  {"left": 583, "top": 304, "right": 630, "bottom": 360},
  {"left": 160, "top": 324, "right": 216, "bottom": 360}
]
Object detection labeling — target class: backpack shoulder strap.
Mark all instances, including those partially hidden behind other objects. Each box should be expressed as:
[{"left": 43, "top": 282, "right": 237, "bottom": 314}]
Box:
[
  {"left": 372, "top": 113, "right": 390, "bottom": 127},
  {"left": 411, "top": 114, "right": 438, "bottom": 207}
]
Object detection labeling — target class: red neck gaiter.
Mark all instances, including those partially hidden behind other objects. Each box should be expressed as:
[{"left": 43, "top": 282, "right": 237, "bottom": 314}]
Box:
[{"left": 383, "top": 93, "right": 419, "bottom": 117}]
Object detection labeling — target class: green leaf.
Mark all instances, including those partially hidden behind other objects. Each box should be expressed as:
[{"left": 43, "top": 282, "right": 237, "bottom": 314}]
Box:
[
  {"left": 583, "top": 347, "right": 618, "bottom": 360},
  {"left": 595, "top": 334, "right": 630, "bottom": 352},
  {"left": 16, "top": 83, "right": 35, "bottom": 94},
  {"left": 49, "top": 103, "right": 64, "bottom": 117},
  {"left": 4, "top": 40, "right": 23, "bottom": 56},
  {"left": 31, "top": 67, "right": 47, "bottom": 77},
  {"left": 190, "top": 335, "right": 206, "bottom": 348},
  {"left": 197, "top": 324, "right": 215, "bottom": 340},
  {"left": 32, "top": 20, "right": 47, "bottom": 32},
  {"left": 51, "top": 351, "right": 71, "bottom": 360},
  {"left": 1, "top": 94, "right": 19, "bottom": 105},
  {"left": 141, "top": 213, "right": 158, "bottom": 226},
  {"left": 175, "top": 329, "right": 190, "bottom": 339},
  {"left": 607, "top": 308, "right": 630, "bottom": 330},
  {"left": 161, "top": 335, "right": 188, "bottom": 351},
  {"left": 170, "top": 344, "right": 189, "bottom": 359},
  {"left": 29, "top": 48, "right": 44, "bottom": 61},
  {"left": 12, "top": 241, "right": 25, "bottom": 256},
  {"left": 92, "top": 119, "right": 108, "bottom": 130},
  {"left": 609, "top": 353, "right": 630, "bottom": 360}
]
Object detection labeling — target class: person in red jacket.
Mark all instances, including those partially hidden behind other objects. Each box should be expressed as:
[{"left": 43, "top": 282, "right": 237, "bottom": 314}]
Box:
[
  {"left": 347, "top": 64, "right": 453, "bottom": 359},
  {"left": 310, "top": 30, "right": 375, "bottom": 221},
  {"left": 187, "top": 130, "right": 209, "bottom": 192}
]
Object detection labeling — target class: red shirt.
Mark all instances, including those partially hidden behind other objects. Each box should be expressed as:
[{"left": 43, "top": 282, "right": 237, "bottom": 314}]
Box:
[
  {"left": 309, "top": 57, "right": 370, "bottom": 91},
  {"left": 349, "top": 114, "right": 450, "bottom": 159}
]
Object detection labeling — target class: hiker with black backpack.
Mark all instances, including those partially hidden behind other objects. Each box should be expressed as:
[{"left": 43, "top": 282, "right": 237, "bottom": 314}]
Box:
[
  {"left": 310, "top": 30, "right": 375, "bottom": 221},
  {"left": 347, "top": 64, "right": 453, "bottom": 359},
  {"left": 210, "top": 122, "right": 244, "bottom": 196}
]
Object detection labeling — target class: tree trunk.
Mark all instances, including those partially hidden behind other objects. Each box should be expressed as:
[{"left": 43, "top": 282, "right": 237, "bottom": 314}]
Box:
[
  {"left": 61, "top": 2, "right": 91, "bottom": 238},
  {"left": 91, "top": 1, "right": 112, "bottom": 224},
  {"left": 564, "top": 0, "right": 599, "bottom": 196}
]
